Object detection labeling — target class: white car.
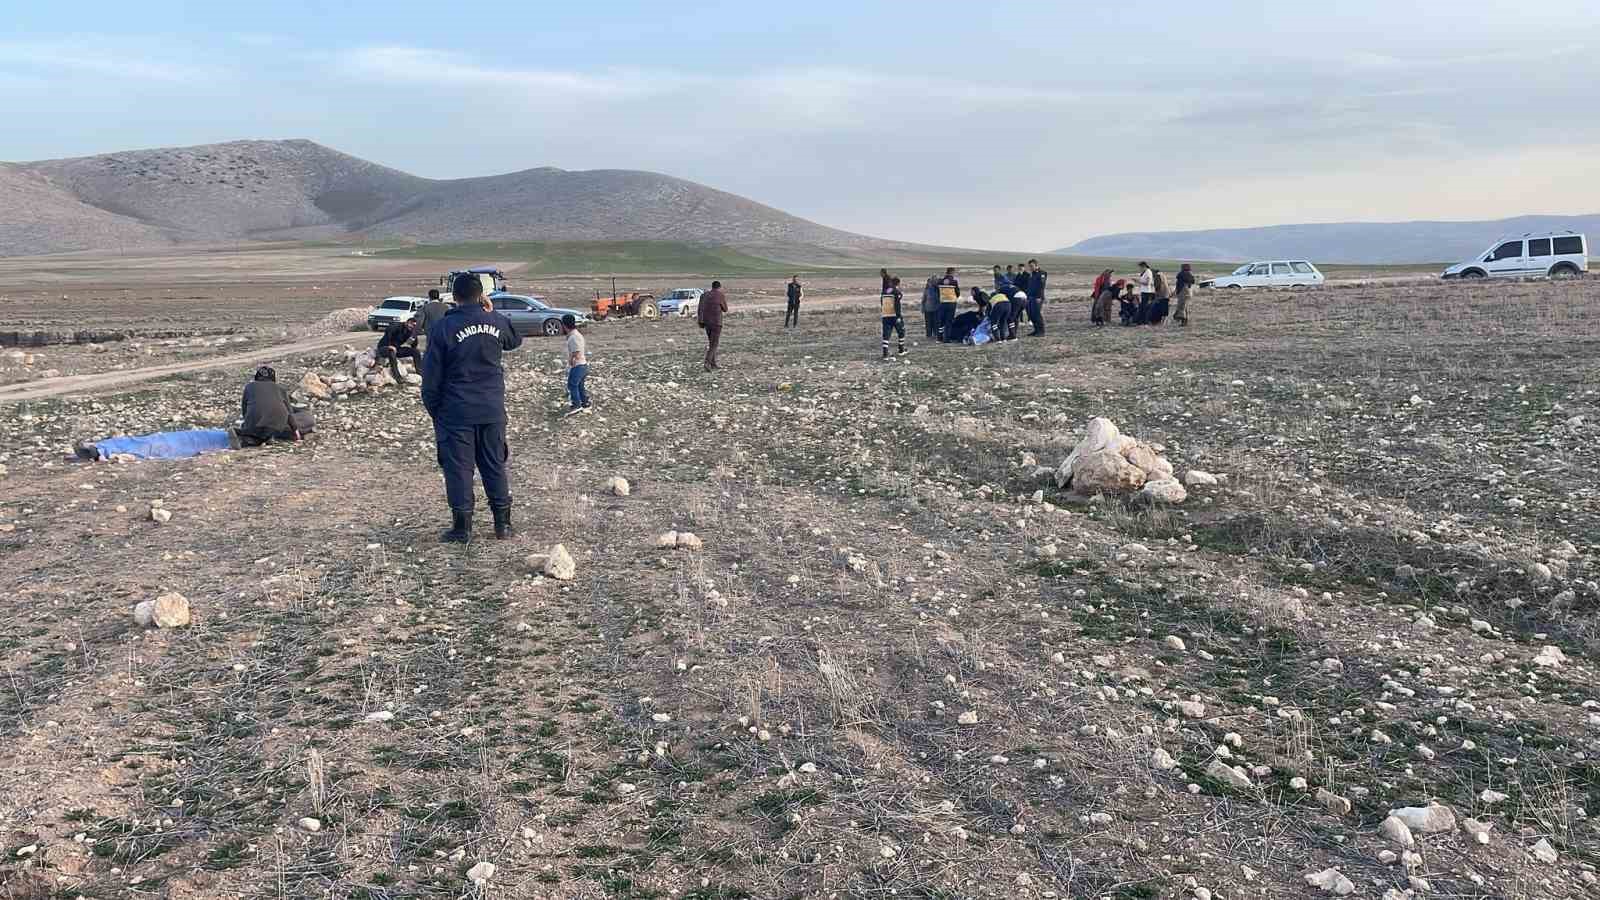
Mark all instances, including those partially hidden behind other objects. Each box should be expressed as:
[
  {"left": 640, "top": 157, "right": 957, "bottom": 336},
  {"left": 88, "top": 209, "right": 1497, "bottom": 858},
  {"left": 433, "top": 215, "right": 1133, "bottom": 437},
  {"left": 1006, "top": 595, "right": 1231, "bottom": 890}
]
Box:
[
  {"left": 1442, "top": 231, "right": 1587, "bottom": 280},
  {"left": 1204, "top": 260, "right": 1325, "bottom": 289},
  {"left": 367, "top": 296, "right": 426, "bottom": 331},
  {"left": 657, "top": 288, "right": 703, "bottom": 317}
]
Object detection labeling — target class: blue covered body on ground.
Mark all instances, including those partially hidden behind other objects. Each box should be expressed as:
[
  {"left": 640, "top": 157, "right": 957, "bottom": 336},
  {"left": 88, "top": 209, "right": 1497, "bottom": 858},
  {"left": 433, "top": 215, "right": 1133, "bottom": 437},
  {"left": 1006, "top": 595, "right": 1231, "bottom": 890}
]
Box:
[{"left": 91, "top": 429, "right": 233, "bottom": 460}]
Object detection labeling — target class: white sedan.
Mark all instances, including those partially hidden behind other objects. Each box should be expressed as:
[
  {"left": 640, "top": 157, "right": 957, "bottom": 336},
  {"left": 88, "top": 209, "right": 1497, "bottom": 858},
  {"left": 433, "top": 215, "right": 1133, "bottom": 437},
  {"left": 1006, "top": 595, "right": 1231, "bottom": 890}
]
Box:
[{"left": 1203, "top": 260, "right": 1325, "bottom": 289}]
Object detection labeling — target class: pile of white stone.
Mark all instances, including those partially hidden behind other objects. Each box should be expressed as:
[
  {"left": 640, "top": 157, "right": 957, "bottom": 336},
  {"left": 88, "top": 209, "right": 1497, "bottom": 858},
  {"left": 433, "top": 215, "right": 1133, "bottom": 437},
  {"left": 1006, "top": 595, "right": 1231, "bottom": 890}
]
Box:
[
  {"left": 296, "top": 350, "right": 420, "bottom": 402},
  {"left": 1055, "top": 417, "right": 1205, "bottom": 504}
]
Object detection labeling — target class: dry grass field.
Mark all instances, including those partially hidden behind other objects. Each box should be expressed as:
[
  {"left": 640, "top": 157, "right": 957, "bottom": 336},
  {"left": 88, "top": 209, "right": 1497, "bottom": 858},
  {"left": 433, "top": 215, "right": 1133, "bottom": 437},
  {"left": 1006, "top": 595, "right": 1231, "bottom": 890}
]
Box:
[{"left": 2, "top": 262, "right": 1598, "bottom": 899}]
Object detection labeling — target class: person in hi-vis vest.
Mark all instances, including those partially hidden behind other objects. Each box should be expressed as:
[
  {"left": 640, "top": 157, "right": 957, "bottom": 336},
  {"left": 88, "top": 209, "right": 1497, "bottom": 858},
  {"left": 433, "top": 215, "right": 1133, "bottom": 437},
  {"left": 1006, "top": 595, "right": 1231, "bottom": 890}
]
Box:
[
  {"left": 879, "top": 276, "right": 906, "bottom": 359},
  {"left": 936, "top": 268, "right": 960, "bottom": 342}
]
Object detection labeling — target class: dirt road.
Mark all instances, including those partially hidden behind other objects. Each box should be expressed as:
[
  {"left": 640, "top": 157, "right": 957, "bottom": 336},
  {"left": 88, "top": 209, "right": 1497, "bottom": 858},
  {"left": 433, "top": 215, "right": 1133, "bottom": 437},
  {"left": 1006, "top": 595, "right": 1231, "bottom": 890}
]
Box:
[{"left": 0, "top": 332, "right": 357, "bottom": 404}]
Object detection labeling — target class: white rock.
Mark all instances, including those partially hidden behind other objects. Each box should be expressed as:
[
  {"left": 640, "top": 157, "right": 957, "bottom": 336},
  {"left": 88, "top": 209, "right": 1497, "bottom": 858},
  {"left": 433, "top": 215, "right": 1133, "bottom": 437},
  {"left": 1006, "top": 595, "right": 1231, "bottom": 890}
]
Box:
[
  {"left": 657, "top": 530, "right": 679, "bottom": 548},
  {"left": 604, "top": 476, "right": 631, "bottom": 497},
  {"left": 1531, "top": 838, "right": 1558, "bottom": 864},
  {"left": 957, "top": 711, "right": 979, "bottom": 726},
  {"left": 133, "top": 600, "right": 156, "bottom": 627},
  {"left": 365, "top": 710, "right": 395, "bottom": 723},
  {"left": 1388, "top": 803, "right": 1456, "bottom": 834},
  {"left": 403, "top": 373, "right": 423, "bottom": 386},
  {"left": 1532, "top": 645, "right": 1567, "bottom": 668},
  {"left": 150, "top": 507, "right": 172, "bottom": 524},
  {"left": 1152, "top": 748, "right": 1178, "bottom": 771},
  {"left": 1379, "top": 816, "right": 1414, "bottom": 847},
  {"left": 466, "top": 861, "right": 496, "bottom": 884},
  {"left": 1139, "top": 477, "right": 1188, "bottom": 504},
  {"left": 1177, "top": 700, "right": 1206, "bottom": 719},
  {"left": 676, "top": 532, "right": 704, "bottom": 551},
  {"left": 1205, "top": 759, "right": 1253, "bottom": 790},
  {"left": 1479, "top": 789, "right": 1508, "bottom": 804},
  {"left": 1304, "top": 867, "right": 1355, "bottom": 895},
  {"left": 1182, "top": 469, "right": 1219, "bottom": 487},
  {"left": 1163, "top": 635, "right": 1187, "bottom": 652},
  {"left": 1317, "top": 788, "right": 1352, "bottom": 816},
  {"left": 297, "top": 817, "right": 322, "bottom": 833},
  {"left": 543, "top": 544, "right": 576, "bottom": 581}
]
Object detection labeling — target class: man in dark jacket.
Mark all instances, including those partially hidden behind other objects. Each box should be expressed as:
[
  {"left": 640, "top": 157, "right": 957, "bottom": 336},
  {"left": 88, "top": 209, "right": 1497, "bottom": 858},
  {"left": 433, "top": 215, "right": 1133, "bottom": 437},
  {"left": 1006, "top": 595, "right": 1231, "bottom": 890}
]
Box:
[
  {"left": 1024, "top": 259, "right": 1048, "bottom": 336},
  {"left": 421, "top": 272, "right": 524, "bottom": 543},
  {"left": 235, "top": 366, "right": 309, "bottom": 446},
  {"left": 921, "top": 275, "right": 940, "bottom": 338},
  {"left": 416, "top": 289, "right": 451, "bottom": 355},
  {"left": 697, "top": 280, "right": 728, "bottom": 370},
  {"left": 785, "top": 276, "right": 802, "bottom": 328},
  {"left": 377, "top": 317, "right": 423, "bottom": 381}
]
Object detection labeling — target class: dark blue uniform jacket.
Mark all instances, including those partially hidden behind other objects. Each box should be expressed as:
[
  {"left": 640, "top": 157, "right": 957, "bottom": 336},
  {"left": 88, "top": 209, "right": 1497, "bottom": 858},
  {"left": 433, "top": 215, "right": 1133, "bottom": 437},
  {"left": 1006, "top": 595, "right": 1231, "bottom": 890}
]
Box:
[{"left": 421, "top": 305, "right": 523, "bottom": 425}]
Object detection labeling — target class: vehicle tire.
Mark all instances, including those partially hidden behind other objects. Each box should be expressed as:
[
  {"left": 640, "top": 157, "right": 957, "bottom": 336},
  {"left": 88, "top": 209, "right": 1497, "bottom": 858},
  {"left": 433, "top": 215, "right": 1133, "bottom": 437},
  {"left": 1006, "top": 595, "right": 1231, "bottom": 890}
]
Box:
[
  {"left": 1227, "top": 284, "right": 1243, "bottom": 290},
  {"left": 1550, "top": 264, "right": 1581, "bottom": 280},
  {"left": 1461, "top": 269, "right": 1487, "bottom": 280},
  {"left": 639, "top": 300, "right": 659, "bottom": 319},
  {"left": 543, "top": 318, "right": 561, "bottom": 337}
]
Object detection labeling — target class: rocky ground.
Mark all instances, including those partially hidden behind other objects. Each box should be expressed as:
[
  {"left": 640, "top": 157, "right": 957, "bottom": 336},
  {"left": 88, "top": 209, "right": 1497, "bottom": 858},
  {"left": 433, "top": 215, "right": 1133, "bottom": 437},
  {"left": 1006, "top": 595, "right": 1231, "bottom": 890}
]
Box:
[{"left": 2, "top": 276, "right": 1598, "bottom": 899}]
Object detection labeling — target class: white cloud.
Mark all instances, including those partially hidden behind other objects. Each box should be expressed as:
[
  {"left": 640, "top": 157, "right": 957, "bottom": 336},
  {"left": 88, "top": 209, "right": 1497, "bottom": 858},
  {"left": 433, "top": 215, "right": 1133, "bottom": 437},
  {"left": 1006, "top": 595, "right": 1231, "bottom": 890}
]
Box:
[
  {"left": 341, "top": 46, "right": 687, "bottom": 99},
  {"left": 0, "top": 39, "right": 215, "bottom": 83}
]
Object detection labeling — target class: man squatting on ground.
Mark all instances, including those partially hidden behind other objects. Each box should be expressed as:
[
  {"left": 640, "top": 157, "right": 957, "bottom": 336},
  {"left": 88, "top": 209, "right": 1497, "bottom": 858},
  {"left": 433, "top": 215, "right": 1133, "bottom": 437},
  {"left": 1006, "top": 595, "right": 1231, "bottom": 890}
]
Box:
[
  {"left": 561, "top": 313, "right": 590, "bottom": 413},
  {"left": 235, "top": 366, "right": 312, "bottom": 446},
  {"left": 421, "top": 272, "right": 523, "bottom": 543},
  {"left": 785, "top": 276, "right": 802, "bottom": 328},
  {"left": 377, "top": 316, "right": 423, "bottom": 381},
  {"left": 879, "top": 276, "right": 906, "bottom": 358}
]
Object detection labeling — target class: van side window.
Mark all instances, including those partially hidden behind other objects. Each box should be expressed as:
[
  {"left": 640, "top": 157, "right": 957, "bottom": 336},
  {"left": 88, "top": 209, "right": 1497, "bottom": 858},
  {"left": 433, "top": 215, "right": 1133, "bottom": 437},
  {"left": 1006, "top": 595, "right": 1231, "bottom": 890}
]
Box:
[
  {"left": 1529, "top": 238, "right": 1552, "bottom": 257},
  {"left": 1490, "top": 241, "right": 1524, "bottom": 261},
  {"left": 1249, "top": 263, "right": 1271, "bottom": 276},
  {"left": 1553, "top": 236, "right": 1584, "bottom": 255},
  {"left": 1270, "top": 263, "right": 1288, "bottom": 275}
]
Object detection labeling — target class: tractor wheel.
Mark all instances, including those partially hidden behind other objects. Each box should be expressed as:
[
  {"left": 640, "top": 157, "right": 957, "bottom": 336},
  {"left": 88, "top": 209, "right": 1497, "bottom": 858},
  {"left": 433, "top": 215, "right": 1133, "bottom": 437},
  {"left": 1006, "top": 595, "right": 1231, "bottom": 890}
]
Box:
[{"left": 639, "top": 300, "right": 659, "bottom": 319}]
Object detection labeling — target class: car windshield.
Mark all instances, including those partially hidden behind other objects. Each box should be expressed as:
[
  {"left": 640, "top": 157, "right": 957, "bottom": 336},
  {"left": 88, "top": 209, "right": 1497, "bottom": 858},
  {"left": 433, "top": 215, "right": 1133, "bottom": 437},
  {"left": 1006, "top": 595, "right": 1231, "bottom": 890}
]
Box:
[
  {"left": 669, "top": 290, "right": 694, "bottom": 299},
  {"left": 379, "top": 299, "right": 412, "bottom": 310},
  {"left": 1231, "top": 265, "right": 1252, "bottom": 275},
  {"left": 528, "top": 298, "right": 549, "bottom": 310}
]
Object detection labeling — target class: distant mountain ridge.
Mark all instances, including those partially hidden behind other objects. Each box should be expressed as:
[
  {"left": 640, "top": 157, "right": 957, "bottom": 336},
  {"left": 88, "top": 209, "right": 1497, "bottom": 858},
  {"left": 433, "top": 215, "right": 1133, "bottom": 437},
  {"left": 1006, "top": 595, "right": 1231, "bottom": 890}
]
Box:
[
  {"left": 1059, "top": 215, "right": 1600, "bottom": 265},
  {"left": 0, "top": 139, "right": 895, "bottom": 259}
]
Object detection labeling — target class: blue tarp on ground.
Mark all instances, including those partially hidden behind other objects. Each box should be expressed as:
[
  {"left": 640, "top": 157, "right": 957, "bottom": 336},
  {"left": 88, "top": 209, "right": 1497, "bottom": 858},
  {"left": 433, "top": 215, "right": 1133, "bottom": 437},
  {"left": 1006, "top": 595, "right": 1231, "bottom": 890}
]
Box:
[{"left": 92, "top": 429, "right": 233, "bottom": 460}]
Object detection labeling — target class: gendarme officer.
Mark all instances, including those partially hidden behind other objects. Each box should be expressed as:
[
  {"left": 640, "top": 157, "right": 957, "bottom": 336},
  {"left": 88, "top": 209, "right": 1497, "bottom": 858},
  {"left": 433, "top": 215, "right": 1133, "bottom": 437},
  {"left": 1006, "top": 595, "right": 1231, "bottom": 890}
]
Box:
[{"left": 421, "top": 273, "right": 523, "bottom": 543}]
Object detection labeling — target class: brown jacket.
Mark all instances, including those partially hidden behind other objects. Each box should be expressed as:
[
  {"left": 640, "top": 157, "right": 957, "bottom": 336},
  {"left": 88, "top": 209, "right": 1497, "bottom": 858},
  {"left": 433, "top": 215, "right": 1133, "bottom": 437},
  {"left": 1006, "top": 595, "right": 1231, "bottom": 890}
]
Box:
[{"left": 698, "top": 289, "right": 728, "bottom": 329}]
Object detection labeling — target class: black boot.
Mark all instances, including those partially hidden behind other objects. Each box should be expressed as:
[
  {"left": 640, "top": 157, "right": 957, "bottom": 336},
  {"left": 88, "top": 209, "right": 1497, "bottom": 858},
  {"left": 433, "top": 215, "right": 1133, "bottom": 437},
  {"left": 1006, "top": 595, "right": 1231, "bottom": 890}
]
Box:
[
  {"left": 491, "top": 503, "right": 515, "bottom": 540},
  {"left": 440, "top": 509, "right": 472, "bottom": 544}
]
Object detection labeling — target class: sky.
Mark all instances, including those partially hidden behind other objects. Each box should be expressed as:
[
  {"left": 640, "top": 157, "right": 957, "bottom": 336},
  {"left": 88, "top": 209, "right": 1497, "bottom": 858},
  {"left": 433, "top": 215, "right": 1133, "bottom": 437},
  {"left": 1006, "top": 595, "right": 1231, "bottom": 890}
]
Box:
[{"left": 3, "top": 0, "right": 1599, "bottom": 251}]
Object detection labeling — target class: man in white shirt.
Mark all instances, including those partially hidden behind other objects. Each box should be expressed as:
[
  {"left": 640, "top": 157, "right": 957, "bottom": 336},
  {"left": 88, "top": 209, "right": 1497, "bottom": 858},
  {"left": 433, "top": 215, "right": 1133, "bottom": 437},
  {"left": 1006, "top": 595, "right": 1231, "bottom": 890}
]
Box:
[
  {"left": 560, "top": 314, "right": 590, "bottom": 415},
  {"left": 1137, "top": 262, "right": 1155, "bottom": 325}
]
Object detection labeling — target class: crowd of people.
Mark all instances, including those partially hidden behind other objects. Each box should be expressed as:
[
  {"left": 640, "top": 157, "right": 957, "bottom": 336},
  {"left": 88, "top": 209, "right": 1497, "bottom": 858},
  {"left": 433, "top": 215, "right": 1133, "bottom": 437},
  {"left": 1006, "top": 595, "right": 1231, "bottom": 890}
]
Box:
[{"left": 1088, "top": 262, "right": 1195, "bottom": 327}]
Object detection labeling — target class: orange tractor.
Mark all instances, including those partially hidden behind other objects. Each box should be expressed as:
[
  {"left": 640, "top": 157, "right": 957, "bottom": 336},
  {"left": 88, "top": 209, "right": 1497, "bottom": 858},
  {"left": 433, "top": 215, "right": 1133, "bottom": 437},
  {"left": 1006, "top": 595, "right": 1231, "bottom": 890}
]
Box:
[
  {"left": 590, "top": 277, "right": 659, "bottom": 320},
  {"left": 591, "top": 289, "right": 659, "bottom": 320}
]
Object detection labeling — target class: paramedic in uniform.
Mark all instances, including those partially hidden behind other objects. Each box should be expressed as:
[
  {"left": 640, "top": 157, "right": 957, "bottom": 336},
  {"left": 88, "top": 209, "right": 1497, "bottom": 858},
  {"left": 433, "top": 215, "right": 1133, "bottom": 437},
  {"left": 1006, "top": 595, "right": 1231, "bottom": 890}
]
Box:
[{"left": 421, "top": 272, "right": 524, "bottom": 543}]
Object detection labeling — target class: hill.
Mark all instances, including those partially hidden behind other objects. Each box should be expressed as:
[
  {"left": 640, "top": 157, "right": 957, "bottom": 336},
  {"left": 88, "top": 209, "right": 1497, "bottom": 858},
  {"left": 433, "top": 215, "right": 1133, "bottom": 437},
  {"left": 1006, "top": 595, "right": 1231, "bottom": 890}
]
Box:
[
  {"left": 1, "top": 139, "right": 892, "bottom": 259},
  {"left": 1059, "top": 214, "right": 1600, "bottom": 265}
]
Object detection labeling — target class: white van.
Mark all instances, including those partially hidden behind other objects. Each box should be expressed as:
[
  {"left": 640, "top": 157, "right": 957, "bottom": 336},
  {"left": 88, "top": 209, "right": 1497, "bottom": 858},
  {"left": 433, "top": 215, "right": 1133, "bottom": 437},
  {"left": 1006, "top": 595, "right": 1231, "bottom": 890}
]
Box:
[
  {"left": 1442, "top": 231, "right": 1587, "bottom": 280},
  {"left": 1203, "top": 260, "right": 1325, "bottom": 289}
]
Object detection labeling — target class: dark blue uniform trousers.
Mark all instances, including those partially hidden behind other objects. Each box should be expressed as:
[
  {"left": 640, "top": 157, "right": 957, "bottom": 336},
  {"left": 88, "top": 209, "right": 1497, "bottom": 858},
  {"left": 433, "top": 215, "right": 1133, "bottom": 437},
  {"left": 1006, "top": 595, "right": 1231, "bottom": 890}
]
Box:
[{"left": 434, "top": 420, "right": 511, "bottom": 512}]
